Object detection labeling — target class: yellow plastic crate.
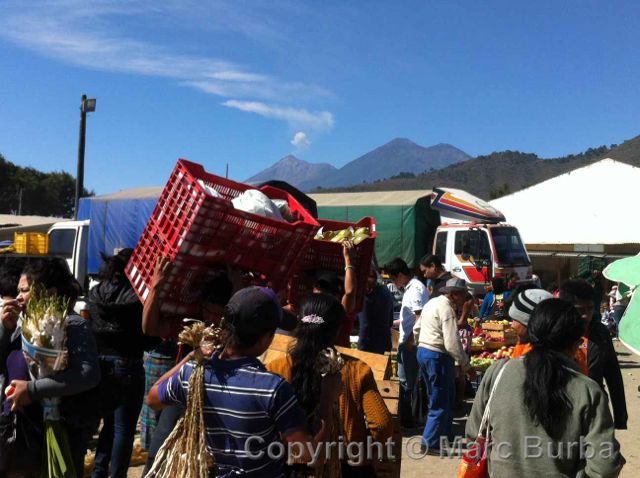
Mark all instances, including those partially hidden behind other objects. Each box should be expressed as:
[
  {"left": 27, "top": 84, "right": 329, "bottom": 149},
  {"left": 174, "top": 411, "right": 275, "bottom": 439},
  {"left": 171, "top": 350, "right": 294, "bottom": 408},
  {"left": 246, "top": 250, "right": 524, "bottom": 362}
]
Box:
[{"left": 14, "top": 232, "right": 49, "bottom": 255}]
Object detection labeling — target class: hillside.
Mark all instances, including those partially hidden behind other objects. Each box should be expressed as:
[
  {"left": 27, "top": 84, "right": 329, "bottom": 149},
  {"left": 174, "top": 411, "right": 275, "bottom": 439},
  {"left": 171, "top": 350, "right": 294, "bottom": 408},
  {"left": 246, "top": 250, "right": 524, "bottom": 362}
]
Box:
[
  {"left": 606, "top": 134, "right": 640, "bottom": 165},
  {"left": 318, "top": 136, "right": 640, "bottom": 199},
  {"left": 0, "top": 153, "right": 91, "bottom": 217},
  {"left": 245, "top": 155, "right": 337, "bottom": 189}
]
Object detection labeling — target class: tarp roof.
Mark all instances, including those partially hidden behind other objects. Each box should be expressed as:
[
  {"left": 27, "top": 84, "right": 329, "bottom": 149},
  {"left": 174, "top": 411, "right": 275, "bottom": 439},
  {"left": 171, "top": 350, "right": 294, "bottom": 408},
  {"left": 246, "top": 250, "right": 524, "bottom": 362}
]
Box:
[
  {"left": 0, "top": 214, "right": 69, "bottom": 241},
  {"left": 490, "top": 158, "right": 640, "bottom": 245},
  {"left": 0, "top": 214, "right": 68, "bottom": 228},
  {"left": 309, "top": 189, "right": 431, "bottom": 207},
  {"left": 89, "top": 187, "right": 163, "bottom": 200}
]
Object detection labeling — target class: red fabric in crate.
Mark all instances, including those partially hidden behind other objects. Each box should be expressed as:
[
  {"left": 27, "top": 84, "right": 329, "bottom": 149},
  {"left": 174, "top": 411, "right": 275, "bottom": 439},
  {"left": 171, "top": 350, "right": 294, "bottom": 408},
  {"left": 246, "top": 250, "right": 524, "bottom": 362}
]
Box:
[
  {"left": 126, "top": 159, "right": 319, "bottom": 314},
  {"left": 288, "top": 217, "right": 376, "bottom": 313}
]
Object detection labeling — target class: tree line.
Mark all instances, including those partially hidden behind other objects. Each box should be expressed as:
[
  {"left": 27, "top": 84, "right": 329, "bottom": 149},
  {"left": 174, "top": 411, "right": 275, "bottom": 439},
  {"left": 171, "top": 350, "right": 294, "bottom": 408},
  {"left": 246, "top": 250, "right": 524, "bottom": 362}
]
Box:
[{"left": 0, "top": 153, "right": 93, "bottom": 218}]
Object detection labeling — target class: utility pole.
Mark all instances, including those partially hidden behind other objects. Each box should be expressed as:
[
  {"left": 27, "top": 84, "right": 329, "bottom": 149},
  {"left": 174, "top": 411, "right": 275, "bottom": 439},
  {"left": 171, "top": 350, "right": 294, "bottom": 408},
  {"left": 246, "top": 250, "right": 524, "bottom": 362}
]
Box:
[
  {"left": 17, "top": 187, "right": 23, "bottom": 215},
  {"left": 225, "top": 163, "right": 229, "bottom": 178},
  {"left": 74, "top": 94, "right": 96, "bottom": 219}
]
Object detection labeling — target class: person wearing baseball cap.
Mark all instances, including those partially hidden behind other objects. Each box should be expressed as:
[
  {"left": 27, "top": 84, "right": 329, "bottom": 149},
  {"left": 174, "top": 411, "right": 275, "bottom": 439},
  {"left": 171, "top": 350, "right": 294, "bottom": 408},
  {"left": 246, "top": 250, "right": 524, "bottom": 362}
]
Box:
[
  {"left": 510, "top": 288, "right": 553, "bottom": 359},
  {"left": 413, "top": 277, "right": 472, "bottom": 453},
  {"left": 148, "top": 286, "right": 337, "bottom": 475}
]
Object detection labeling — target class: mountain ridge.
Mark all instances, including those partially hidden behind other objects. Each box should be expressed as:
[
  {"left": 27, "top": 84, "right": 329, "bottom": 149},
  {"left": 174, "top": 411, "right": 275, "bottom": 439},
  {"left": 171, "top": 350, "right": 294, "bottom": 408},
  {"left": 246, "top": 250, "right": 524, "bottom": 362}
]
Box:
[
  {"left": 247, "top": 138, "right": 471, "bottom": 191},
  {"left": 317, "top": 135, "right": 640, "bottom": 199},
  {"left": 246, "top": 154, "right": 337, "bottom": 187}
]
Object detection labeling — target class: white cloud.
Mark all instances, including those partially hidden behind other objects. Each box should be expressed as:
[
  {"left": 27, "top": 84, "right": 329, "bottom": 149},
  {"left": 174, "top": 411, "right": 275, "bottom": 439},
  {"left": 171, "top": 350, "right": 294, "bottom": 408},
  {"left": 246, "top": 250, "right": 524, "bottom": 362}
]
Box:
[
  {"left": 0, "top": 0, "right": 333, "bottom": 127},
  {"left": 222, "top": 100, "right": 334, "bottom": 132},
  {"left": 291, "top": 132, "right": 311, "bottom": 149}
]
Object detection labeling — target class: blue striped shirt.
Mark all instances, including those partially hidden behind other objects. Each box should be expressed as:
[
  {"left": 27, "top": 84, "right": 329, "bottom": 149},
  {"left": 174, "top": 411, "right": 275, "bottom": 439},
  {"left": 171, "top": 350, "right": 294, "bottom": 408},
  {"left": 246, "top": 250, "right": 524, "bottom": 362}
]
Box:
[{"left": 158, "top": 352, "right": 306, "bottom": 477}]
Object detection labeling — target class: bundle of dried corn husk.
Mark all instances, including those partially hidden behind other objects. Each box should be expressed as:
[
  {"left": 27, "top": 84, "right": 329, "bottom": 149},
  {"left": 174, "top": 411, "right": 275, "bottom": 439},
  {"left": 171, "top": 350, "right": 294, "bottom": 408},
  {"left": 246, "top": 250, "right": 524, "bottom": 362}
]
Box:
[
  {"left": 315, "top": 348, "right": 345, "bottom": 478},
  {"left": 145, "top": 322, "right": 222, "bottom": 478}
]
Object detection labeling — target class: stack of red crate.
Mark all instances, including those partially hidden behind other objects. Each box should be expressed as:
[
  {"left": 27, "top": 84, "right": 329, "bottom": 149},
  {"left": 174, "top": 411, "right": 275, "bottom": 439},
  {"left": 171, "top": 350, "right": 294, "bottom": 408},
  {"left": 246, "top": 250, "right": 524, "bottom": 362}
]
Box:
[
  {"left": 287, "top": 217, "right": 376, "bottom": 312},
  {"left": 126, "top": 159, "right": 320, "bottom": 316}
]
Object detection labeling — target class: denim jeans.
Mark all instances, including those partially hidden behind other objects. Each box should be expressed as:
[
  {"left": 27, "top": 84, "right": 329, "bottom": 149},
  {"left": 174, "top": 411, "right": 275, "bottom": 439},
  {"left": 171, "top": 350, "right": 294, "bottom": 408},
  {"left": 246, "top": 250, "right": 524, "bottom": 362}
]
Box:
[
  {"left": 612, "top": 304, "right": 627, "bottom": 330},
  {"left": 91, "top": 356, "right": 145, "bottom": 478},
  {"left": 417, "top": 347, "right": 455, "bottom": 448},
  {"left": 397, "top": 342, "right": 419, "bottom": 425}
]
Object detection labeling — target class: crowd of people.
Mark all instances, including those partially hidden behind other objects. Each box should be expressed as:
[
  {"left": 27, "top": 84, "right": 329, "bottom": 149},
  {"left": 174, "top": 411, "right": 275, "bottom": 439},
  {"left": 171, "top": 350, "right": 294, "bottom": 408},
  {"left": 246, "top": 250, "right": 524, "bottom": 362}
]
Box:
[
  {"left": 0, "top": 246, "right": 631, "bottom": 477},
  {"left": 357, "top": 253, "right": 627, "bottom": 475}
]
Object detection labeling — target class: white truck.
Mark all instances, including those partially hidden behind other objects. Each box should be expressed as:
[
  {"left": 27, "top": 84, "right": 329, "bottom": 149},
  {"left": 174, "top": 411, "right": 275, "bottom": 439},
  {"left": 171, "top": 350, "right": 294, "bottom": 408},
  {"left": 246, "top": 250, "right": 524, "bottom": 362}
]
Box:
[{"left": 310, "top": 187, "right": 533, "bottom": 294}]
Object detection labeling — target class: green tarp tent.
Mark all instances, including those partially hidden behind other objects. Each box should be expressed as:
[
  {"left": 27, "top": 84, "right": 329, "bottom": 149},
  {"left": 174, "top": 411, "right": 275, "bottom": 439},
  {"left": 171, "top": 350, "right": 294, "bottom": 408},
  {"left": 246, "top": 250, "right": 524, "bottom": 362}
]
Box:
[{"left": 309, "top": 190, "right": 440, "bottom": 268}]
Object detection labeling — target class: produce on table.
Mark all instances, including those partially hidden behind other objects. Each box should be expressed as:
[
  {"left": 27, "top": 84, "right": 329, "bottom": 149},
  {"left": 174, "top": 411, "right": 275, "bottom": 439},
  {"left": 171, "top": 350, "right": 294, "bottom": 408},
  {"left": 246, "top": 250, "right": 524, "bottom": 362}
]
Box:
[
  {"left": 482, "top": 320, "right": 511, "bottom": 331},
  {"left": 471, "top": 336, "right": 485, "bottom": 347},
  {"left": 483, "top": 320, "right": 511, "bottom": 326},
  {"left": 476, "top": 321, "right": 517, "bottom": 347},
  {"left": 314, "top": 226, "right": 371, "bottom": 245},
  {"left": 470, "top": 346, "right": 515, "bottom": 371},
  {"left": 469, "top": 357, "right": 494, "bottom": 372},
  {"left": 476, "top": 346, "right": 515, "bottom": 360}
]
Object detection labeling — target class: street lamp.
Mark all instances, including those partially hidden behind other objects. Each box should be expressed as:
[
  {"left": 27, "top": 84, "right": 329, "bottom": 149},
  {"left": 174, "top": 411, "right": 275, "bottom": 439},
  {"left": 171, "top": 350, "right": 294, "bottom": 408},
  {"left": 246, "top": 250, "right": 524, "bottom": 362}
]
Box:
[{"left": 74, "top": 94, "right": 96, "bottom": 219}]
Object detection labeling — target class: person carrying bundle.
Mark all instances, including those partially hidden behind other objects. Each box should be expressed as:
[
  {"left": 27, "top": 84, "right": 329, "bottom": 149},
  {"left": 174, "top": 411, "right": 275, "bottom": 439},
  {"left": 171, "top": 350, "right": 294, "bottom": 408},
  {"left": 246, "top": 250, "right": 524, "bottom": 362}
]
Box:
[
  {"left": 140, "top": 257, "right": 233, "bottom": 474},
  {"left": 147, "top": 287, "right": 338, "bottom": 477}
]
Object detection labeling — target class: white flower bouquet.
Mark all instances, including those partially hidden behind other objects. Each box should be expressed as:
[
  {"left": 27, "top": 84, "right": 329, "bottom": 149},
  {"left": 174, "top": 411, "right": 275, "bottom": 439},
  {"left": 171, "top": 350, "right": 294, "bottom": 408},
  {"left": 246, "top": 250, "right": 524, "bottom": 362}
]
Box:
[{"left": 21, "top": 289, "right": 75, "bottom": 478}]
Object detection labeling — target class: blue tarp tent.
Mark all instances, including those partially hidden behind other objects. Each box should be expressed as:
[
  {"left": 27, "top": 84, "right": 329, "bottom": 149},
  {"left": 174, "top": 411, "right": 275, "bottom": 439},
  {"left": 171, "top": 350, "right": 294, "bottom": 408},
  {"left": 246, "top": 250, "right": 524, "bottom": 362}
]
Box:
[{"left": 78, "top": 187, "right": 161, "bottom": 274}]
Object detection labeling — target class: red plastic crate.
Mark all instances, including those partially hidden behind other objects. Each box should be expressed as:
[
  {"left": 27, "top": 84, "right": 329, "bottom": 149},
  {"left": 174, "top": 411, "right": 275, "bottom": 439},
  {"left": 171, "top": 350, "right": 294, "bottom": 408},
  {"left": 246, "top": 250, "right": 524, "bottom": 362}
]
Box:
[
  {"left": 288, "top": 217, "right": 376, "bottom": 313},
  {"left": 126, "top": 159, "right": 320, "bottom": 313}
]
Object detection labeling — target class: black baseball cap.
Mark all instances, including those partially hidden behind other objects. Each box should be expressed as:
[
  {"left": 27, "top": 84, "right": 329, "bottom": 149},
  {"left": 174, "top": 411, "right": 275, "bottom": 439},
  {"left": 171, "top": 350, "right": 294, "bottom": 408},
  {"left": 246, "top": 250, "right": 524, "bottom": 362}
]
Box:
[{"left": 224, "top": 286, "right": 286, "bottom": 335}]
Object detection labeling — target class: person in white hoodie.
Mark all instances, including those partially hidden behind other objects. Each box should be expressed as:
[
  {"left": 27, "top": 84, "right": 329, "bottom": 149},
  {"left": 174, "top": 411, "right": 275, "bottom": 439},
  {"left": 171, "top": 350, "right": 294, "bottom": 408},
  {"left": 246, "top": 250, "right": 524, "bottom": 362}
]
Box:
[
  {"left": 386, "top": 258, "right": 428, "bottom": 428},
  {"left": 413, "top": 277, "right": 472, "bottom": 452}
]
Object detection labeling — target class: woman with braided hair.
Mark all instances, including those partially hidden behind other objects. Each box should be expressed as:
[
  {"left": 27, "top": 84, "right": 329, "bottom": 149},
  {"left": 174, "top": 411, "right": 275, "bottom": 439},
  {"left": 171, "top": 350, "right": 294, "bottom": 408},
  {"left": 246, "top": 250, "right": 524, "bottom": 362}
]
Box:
[{"left": 268, "top": 293, "right": 393, "bottom": 478}]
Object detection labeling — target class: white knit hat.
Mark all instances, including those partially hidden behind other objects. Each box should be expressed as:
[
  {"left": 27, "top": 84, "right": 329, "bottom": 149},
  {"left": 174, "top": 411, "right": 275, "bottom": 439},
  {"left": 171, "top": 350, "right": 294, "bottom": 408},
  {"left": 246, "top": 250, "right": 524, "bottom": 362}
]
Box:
[{"left": 509, "top": 289, "right": 553, "bottom": 327}]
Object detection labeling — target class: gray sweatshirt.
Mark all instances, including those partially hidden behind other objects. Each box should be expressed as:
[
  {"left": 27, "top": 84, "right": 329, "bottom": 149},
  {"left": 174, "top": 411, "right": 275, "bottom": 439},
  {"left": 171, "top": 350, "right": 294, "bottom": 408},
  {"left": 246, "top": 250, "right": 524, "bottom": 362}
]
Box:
[
  {"left": 1, "top": 314, "right": 101, "bottom": 400},
  {"left": 466, "top": 358, "right": 625, "bottom": 478}
]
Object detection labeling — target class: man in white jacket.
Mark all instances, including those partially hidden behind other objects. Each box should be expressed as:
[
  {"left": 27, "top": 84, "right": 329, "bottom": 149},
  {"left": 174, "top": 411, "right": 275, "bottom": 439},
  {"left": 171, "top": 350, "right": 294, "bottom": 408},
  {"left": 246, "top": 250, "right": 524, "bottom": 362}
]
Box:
[
  {"left": 413, "top": 278, "right": 471, "bottom": 452},
  {"left": 386, "top": 258, "right": 428, "bottom": 428}
]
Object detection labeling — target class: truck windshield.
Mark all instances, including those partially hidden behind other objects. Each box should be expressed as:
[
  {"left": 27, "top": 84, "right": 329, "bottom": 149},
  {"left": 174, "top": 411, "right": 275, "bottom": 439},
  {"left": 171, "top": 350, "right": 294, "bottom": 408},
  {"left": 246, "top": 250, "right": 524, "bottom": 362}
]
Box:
[
  {"left": 454, "top": 229, "right": 491, "bottom": 264},
  {"left": 491, "top": 227, "right": 530, "bottom": 265},
  {"left": 48, "top": 229, "right": 76, "bottom": 259}
]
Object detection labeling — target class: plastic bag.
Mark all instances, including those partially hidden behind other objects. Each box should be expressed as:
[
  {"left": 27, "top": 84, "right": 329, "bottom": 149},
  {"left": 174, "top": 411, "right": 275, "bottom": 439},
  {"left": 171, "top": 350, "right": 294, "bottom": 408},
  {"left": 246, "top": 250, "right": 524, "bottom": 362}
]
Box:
[
  {"left": 231, "top": 190, "right": 283, "bottom": 221},
  {"left": 197, "top": 180, "right": 222, "bottom": 198}
]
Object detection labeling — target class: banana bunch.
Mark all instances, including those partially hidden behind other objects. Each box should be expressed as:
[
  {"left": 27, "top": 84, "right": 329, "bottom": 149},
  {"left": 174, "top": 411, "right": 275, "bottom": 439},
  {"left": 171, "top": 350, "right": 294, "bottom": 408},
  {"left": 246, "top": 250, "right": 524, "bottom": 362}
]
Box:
[{"left": 314, "top": 226, "right": 371, "bottom": 245}]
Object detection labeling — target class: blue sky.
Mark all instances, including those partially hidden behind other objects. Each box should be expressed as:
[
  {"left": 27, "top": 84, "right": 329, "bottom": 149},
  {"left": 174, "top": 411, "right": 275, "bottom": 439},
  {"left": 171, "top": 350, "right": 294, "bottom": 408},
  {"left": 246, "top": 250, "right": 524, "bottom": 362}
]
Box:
[{"left": 1, "top": 0, "right": 639, "bottom": 194}]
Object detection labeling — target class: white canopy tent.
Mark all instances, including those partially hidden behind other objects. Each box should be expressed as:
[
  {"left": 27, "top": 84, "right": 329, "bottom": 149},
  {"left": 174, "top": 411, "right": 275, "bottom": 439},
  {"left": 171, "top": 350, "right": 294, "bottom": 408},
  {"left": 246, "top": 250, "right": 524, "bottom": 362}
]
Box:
[{"left": 490, "top": 159, "right": 640, "bottom": 246}]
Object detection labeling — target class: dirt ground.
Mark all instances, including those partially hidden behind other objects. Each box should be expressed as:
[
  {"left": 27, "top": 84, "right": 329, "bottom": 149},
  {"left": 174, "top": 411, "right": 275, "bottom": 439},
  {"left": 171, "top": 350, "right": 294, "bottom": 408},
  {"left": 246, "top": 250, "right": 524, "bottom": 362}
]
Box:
[{"left": 127, "top": 341, "right": 639, "bottom": 477}]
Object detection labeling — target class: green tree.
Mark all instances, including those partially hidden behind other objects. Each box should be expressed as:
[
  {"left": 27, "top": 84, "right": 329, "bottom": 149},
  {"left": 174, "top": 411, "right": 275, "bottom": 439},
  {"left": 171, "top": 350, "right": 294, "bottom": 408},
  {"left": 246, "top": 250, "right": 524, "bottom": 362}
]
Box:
[
  {"left": 489, "top": 183, "right": 510, "bottom": 200},
  {"left": 0, "top": 153, "right": 93, "bottom": 217}
]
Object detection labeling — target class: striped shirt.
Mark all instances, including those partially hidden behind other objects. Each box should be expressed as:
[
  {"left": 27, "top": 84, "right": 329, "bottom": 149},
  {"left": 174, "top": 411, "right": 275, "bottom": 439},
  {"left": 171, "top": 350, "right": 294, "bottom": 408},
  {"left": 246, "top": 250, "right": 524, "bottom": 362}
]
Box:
[{"left": 158, "top": 352, "right": 306, "bottom": 477}]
